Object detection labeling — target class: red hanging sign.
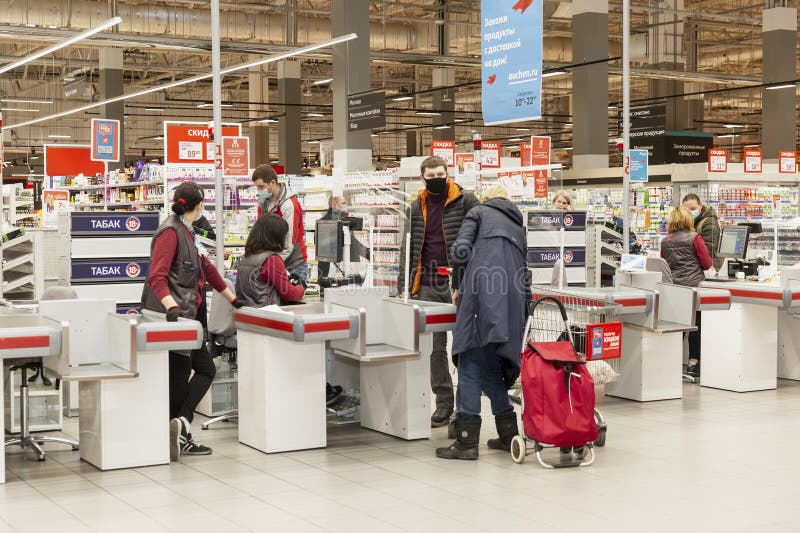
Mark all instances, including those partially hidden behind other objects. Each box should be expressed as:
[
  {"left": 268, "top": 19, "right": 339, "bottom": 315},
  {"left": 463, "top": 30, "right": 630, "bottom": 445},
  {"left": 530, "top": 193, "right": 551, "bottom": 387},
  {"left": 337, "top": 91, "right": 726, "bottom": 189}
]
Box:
[
  {"left": 520, "top": 142, "right": 532, "bottom": 167},
  {"left": 221, "top": 136, "right": 250, "bottom": 178},
  {"left": 531, "top": 136, "right": 551, "bottom": 199},
  {"left": 44, "top": 145, "right": 107, "bottom": 177},
  {"left": 164, "top": 122, "right": 241, "bottom": 165},
  {"left": 480, "top": 141, "right": 501, "bottom": 168},
  {"left": 708, "top": 149, "right": 728, "bottom": 172},
  {"left": 430, "top": 140, "right": 456, "bottom": 167},
  {"left": 779, "top": 150, "right": 797, "bottom": 173},
  {"left": 743, "top": 149, "right": 762, "bottom": 173}
]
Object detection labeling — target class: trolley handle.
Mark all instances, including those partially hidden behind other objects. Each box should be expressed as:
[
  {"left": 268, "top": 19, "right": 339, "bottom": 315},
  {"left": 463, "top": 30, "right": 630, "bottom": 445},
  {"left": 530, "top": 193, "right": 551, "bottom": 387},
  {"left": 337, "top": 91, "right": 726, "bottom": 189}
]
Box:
[{"left": 528, "top": 295, "right": 574, "bottom": 346}]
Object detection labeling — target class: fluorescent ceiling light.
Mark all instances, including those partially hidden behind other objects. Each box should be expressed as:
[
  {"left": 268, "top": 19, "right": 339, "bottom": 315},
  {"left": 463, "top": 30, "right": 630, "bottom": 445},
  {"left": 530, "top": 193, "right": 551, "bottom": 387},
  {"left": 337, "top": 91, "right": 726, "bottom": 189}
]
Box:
[
  {"left": 565, "top": 123, "right": 573, "bottom": 127},
  {"left": 306, "top": 140, "right": 320, "bottom": 144},
  {"left": 306, "top": 113, "right": 325, "bottom": 117},
  {"left": 258, "top": 118, "right": 278, "bottom": 123},
  {"left": 433, "top": 125, "right": 452, "bottom": 130},
  {"left": 371, "top": 133, "right": 379, "bottom": 137},
  {"left": 153, "top": 136, "right": 164, "bottom": 140},
  {"left": 608, "top": 105, "right": 618, "bottom": 110},
  {"left": 564, "top": 147, "right": 574, "bottom": 151},
  {"left": 723, "top": 124, "right": 743, "bottom": 128},
  {"left": 144, "top": 107, "right": 165, "bottom": 111},
  {"left": 508, "top": 137, "right": 524, "bottom": 142},
  {"left": 0, "top": 17, "right": 121, "bottom": 75},
  {"left": 515, "top": 128, "right": 531, "bottom": 131},
  {"left": 197, "top": 103, "right": 233, "bottom": 108},
  {"left": 29, "top": 156, "right": 41, "bottom": 160},
  {"left": 313, "top": 78, "right": 333, "bottom": 85},
  {"left": 1, "top": 107, "right": 38, "bottom": 112},
  {"left": 392, "top": 95, "right": 414, "bottom": 102},
  {"left": 766, "top": 83, "right": 796, "bottom": 90},
  {"left": 402, "top": 124, "right": 416, "bottom": 128},
  {"left": 47, "top": 134, "right": 71, "bottom": 139},
  {"left": 542, "top": 70, "right": 567, "bottom": 78},
  {"left": 416, "top": 111, "right": 441, "bottom": 116},
  {"left": 3, "top": 33, "right": 358, "bottom": 131},
  {"left": 717, "top": 134, "right": 737, "bottom": 138},
  {"left": 1, "top": 98, "right": 53, "bottom": 104}
]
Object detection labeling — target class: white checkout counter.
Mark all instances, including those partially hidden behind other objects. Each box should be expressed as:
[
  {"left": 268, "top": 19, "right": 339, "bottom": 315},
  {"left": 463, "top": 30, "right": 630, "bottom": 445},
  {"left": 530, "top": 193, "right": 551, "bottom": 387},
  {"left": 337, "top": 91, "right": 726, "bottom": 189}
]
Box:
[
  {"left": 534, "top": 273, "right": 731, "bottom": 402},
  {"left": 1, "top": 300, "right": 203, "bottom": 477},
  {"left": 699, "top": 278, "right": 800, "bottom": 392},
  {"left": 233, "top": 287, "right": 456, "bottom": 454}
]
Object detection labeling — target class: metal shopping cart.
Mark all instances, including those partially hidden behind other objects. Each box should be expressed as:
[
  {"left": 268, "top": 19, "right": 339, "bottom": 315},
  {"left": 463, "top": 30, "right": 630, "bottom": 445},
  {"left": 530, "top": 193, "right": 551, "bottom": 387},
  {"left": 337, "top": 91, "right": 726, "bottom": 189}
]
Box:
[{"left": 510, "top": 289, "right": 622, "bottom": 467}]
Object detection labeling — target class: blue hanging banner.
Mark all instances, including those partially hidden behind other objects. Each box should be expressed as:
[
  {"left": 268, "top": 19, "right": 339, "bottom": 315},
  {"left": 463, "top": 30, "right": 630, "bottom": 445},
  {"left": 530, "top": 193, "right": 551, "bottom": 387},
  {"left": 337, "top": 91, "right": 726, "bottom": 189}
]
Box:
[
  {"left": 629, "top": 149, "right": 649, "bottom": 183},
  {"left": 481, "top": 0, "right": 543, "bottom": 125}
]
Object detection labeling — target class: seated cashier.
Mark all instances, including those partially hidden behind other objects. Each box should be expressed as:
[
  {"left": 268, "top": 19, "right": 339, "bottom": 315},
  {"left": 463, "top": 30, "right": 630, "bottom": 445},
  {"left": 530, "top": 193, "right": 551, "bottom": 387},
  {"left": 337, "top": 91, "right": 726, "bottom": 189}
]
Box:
[{"left": 236, "top": 214, "right": 306, "bottom": 306}]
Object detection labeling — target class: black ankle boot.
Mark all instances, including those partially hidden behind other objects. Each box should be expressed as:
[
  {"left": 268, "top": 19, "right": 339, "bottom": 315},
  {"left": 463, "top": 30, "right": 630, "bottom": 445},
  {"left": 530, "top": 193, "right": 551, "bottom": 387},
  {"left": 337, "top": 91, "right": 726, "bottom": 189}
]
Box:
[
  {"left": 436, "top": 417, "right": 481, "bottom": 460},
  {"left": 486, "top": 411, "right": 518, "bottom": 452}
]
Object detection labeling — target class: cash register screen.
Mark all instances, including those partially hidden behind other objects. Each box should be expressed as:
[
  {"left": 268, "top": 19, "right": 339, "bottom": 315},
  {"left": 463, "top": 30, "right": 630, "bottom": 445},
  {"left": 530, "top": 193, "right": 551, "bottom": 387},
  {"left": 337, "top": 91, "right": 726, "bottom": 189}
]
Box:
[
  {"left": 718, "top": 226, "right": 749, "bottom": 260},
  {"left": 315, "top": 220, "right": 343, "bottom": 263}
]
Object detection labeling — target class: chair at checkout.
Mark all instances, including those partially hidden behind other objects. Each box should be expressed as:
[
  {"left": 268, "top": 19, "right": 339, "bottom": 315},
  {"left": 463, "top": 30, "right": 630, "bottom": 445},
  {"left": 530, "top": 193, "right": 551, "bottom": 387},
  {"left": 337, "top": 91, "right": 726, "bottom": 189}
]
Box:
[{"left": 40, "top": 299, "right": 203, "bottom": 470}]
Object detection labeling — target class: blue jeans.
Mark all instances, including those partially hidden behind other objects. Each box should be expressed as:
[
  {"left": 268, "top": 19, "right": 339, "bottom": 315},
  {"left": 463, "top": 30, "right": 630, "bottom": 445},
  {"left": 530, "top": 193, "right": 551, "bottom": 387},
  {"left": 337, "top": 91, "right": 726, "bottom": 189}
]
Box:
[
  {"left": 289, "top": 262, "right": 310, "bottom": 283},
  {"left": 456, "top": 344, "right": 513, "bottom": 421}
]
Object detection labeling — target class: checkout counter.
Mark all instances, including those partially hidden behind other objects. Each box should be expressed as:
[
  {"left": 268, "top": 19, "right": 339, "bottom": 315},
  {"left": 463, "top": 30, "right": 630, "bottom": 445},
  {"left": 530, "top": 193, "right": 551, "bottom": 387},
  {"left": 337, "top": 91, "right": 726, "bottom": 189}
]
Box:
[
  {"left": 534, "top": 270, "right": 731, "bottom": 402},
  {"left": 1, "top": 300, "right": 203, "bottom": 478},
  {"left": 233, "top": 287, "right": 456, "bottom": 454}
]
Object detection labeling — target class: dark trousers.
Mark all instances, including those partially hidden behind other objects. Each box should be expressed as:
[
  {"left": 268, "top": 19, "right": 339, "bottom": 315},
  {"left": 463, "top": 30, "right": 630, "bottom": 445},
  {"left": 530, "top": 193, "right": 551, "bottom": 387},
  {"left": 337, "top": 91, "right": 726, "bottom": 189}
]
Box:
[
  {"left": 688, "top": 311, "right": 702, "bottom": 360},
  {"left": 169, "top": 346, "right": 216, "bottom": 424},
  {"left": 456, "top": 344, "right": 513, "bottom": 420},
  {"left": 415, "top": 283, "right": 454, "bottom": 410}
]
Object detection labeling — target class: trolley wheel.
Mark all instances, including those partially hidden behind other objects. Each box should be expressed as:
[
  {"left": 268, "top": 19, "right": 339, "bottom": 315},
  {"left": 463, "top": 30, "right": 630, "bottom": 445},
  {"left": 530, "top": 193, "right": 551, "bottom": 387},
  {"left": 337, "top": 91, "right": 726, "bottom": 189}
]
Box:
[
  {"left": 447, "top": 419, "right": 456, "bottom": 440},
  {"left": 594, "top": 427, "right": 607, "bottom": 447},
  {"left": 510, "top": 435, "right": 526, "bottom": 464}
]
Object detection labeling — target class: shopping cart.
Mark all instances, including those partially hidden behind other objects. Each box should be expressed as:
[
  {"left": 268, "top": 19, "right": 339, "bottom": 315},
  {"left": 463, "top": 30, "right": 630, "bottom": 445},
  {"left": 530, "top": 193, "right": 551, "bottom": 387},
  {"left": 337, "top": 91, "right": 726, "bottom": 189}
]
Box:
[{"left": 510, "top": 289, "right": 621, "bottom": 467}]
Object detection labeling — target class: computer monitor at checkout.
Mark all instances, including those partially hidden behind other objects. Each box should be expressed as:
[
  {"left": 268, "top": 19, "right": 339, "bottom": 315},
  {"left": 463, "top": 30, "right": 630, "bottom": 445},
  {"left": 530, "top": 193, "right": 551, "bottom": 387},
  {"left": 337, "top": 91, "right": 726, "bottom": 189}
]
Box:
[{"left": 718, "top": 226, "right": 750, "bottom": 260}]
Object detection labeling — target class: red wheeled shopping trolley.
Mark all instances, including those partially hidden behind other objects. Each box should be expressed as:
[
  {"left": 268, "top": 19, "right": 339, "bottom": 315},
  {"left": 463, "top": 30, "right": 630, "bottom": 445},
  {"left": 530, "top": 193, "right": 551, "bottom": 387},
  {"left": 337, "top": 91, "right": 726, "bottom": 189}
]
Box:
[{"left": 510, "top": 295, "right": 602, "bottom": 468}]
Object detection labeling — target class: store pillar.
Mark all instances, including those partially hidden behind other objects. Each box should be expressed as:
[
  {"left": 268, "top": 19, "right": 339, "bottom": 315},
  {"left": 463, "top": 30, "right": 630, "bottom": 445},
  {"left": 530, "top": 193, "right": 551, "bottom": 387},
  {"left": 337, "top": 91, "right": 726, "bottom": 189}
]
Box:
[
  {"left": 332, "top": 0, "right": 372, "bottom": 176},
  {"left": 762, "top": 7, "right": 797, "bottom": 162},
  {"left": 406, "top": 132, "right": 419, "bottom": 157},
  {"left": 572, "top": 0, "right": 608, "bottom": 169},
  {"left": 249, "top": 61, "right": 270, "bottom": 167},
  {"left": 99, "top": 48, "right": 125, "bottom": 171},
  {"left": 432, "top": 68, "right": 455, "bottom": 142},
  {"left": 278, "top": 60, "right": 302, "bottom": 174}
]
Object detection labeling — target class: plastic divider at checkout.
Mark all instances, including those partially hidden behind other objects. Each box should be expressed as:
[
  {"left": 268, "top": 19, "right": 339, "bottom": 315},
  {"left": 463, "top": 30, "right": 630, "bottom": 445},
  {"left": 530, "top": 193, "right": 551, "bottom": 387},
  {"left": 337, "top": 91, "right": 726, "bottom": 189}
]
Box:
[
  {"left": 234, "top": 303, "right": 360, "bottom": 454},
  {"left": 38, "top": 300, "right": 203, "bottom": 471},
  {"left": 0, "top": 312, "right": 64, "bottom": 483}
]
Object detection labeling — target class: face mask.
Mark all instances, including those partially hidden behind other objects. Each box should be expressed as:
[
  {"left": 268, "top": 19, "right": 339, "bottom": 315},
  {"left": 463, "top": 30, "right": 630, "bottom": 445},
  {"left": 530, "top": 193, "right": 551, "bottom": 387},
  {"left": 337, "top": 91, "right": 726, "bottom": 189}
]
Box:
[
  {"left": 257, "top": 190, "right": 272, "bottom": 201},
  {"left": 424, "top": 177, "right": 447, "bottom": 195},
  {"left": 691, "top": 209, "right": 700, "bottom": 219}
]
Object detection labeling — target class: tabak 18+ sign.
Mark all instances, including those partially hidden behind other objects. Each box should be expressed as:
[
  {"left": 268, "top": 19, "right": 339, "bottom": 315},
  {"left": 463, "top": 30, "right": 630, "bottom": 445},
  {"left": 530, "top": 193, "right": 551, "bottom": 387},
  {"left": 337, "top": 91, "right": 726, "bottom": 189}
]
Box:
[
  {"left": 526, "top": 210, "right": 587, "bottom": 230},
  {"left": 70, "top": 212, "right": 160, "bottom": 236},
  {"left": 527, "top": 248, "right": 586, "bottom": 266},
  {"left": 71, "top": 260, "right": 150, "bottom": 283}
]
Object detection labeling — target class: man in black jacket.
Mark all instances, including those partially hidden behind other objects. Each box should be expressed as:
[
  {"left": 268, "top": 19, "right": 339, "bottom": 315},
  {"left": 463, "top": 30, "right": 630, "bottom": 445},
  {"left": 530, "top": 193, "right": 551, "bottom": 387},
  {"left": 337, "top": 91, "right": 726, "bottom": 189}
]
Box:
[{"left": 398, "top": 156, "right": 480, "bottom": 427}]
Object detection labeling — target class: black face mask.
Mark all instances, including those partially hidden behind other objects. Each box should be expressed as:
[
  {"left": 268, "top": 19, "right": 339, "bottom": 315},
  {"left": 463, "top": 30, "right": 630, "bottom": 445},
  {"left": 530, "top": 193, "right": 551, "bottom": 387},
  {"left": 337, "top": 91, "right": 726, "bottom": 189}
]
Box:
[{"left": 424, "top": 177, "right": 447, "bottom": 194}]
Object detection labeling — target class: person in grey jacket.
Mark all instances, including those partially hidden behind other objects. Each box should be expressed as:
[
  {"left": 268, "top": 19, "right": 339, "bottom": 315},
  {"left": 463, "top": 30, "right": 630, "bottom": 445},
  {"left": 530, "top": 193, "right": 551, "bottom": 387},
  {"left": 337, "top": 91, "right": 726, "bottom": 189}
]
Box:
[
  {"left": 436, "top": 185, "right": 530, "bottom": 460},
  {"left": 398, "top": 156, "right": 480, "bottom": 427}
]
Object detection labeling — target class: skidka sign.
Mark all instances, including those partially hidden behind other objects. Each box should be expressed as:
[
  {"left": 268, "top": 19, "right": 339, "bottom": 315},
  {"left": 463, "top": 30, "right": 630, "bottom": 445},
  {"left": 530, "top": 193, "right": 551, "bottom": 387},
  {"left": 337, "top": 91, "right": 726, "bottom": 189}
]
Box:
[
  {"left": 70, "top": 212, "right": 160, "bottom": 235},
  {"left": 526, "top": 210, "right": 587, "bottom": 230},
  {"left": 71, "top": 260, "right": 150, "bottom": 282}
]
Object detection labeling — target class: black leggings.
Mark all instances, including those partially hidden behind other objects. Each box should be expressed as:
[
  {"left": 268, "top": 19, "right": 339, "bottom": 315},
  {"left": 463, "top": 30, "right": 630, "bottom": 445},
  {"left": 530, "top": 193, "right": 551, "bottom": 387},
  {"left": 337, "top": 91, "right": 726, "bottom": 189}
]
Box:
[
  {"left": 169, "top": 346, "right": 216, "bottom": 424},
  {"left": 688, "top": 311, "right": 701, "bottom": 360}
]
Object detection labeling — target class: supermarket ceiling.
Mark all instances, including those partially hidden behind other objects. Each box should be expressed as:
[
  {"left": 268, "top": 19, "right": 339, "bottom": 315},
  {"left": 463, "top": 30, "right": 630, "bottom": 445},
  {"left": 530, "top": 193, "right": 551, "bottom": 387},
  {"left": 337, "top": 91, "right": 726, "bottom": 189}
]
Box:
[{"left": 0, "top": 0, "right": 791, "bottom": 165}]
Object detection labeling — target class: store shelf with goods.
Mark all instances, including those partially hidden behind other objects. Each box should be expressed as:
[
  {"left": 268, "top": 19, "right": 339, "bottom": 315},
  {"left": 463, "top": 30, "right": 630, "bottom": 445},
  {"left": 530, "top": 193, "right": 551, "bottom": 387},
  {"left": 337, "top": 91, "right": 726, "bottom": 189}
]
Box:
[
  {"left": 586, "top": 224, "right": 624, "bottom": 288},
  {"left": 2, "top": 184, "right": 39, "bottom": 227}
]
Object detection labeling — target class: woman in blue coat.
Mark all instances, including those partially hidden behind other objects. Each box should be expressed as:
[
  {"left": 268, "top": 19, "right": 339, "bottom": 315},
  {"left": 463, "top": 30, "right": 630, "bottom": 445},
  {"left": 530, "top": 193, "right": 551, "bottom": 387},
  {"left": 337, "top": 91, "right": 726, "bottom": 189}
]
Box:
[{"left": 436, "top": 185, "right": 530, "bottom": 460}]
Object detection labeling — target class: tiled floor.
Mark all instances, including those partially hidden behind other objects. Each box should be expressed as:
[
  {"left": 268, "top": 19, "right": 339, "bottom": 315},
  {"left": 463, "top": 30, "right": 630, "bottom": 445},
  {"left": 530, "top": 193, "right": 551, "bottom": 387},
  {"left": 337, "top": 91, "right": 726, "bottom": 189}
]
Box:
[{"left": 3, "top": 381, "right": 800, "bottom": 533}]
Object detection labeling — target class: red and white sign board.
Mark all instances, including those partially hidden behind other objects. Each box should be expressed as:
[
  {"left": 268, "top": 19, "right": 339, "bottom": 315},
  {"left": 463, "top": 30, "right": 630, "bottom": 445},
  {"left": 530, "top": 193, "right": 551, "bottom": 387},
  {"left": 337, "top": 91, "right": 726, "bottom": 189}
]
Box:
[
  {"left": 430, "top": 140, "right": 456, "bottom": 167},
  {"left": 520, "top": 142, "right": 532, "bottom": 167},
  {"left": 221, "top": 136, "right": 250, "bottom": 178},
  {"left": 44, "top": 145, "right": 107, "bottom": 177},
  {"left": 480, "top": 142, "right": 501, "bottom": 168},
  {"left": 708, "top": 149, "right": 728, "bottom": 173},
  {"left": 586, "top": 322, "right": 622, "bottom": 361},
  {"left": 744, "top": 149, "right": 762, "bottom": 173},
  {"left": 779, "top": 150, "right": 797, "bottom": 173},
  {"left": 455, "top": 153, "right": 477, "bottom": 176},
  {"left": 531, "top": 136, "right": 551, "bottom": 198},
  {"left": 164, "top": 122, "right": 241, "bottom": 165}
]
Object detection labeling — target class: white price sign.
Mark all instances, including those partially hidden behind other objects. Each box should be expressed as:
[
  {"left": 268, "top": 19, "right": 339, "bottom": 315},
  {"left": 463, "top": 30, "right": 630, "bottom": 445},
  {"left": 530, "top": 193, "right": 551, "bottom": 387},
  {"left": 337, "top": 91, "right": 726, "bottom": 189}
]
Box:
[{"left": 178, "top": 141, "right": 203, "bottom": 161}]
